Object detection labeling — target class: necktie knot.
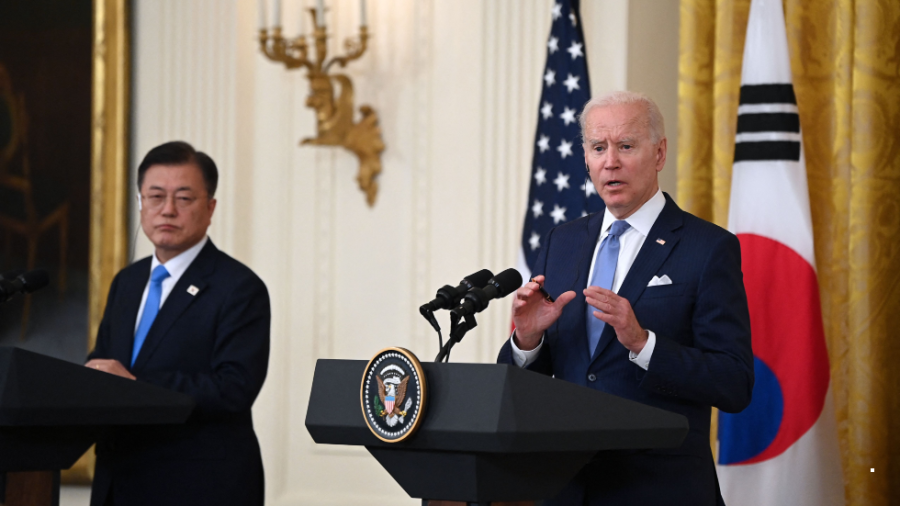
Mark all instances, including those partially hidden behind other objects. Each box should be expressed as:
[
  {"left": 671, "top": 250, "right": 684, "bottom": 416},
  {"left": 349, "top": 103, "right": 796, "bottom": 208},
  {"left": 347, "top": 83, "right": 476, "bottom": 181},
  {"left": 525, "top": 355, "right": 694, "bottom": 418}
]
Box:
[
  {"left": 608, "top": 220, "right": 631, "bottom": 238},
  {"left": 151, "top": 265, "right": 170, "bottom": 284}
]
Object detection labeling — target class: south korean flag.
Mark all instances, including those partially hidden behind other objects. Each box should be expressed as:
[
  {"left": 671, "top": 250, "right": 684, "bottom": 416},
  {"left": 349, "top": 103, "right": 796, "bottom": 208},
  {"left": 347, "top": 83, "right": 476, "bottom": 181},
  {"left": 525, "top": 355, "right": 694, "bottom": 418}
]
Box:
[{"left": 716, "top": 1, "right": 844, "bottom": 505}]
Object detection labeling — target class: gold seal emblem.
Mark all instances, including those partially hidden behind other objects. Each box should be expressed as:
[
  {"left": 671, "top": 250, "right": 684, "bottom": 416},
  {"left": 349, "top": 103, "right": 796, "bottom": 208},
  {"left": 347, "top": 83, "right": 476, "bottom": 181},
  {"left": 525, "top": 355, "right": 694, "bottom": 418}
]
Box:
[{"left": 360, "top": 347, "right": 427, "bottom": 443}]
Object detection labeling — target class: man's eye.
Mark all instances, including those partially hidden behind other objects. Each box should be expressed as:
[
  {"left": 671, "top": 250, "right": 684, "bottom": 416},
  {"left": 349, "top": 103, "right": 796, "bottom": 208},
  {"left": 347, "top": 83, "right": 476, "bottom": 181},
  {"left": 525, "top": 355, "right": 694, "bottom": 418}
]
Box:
[
  {"left": 148, "top": 195, "right": 165, "bottom": 201},
  {"left": 594, "top": 146, "right": 605, "bottom": 152},
  {"left": 622, "top": 144, "right": 633, "bottom": 150}
]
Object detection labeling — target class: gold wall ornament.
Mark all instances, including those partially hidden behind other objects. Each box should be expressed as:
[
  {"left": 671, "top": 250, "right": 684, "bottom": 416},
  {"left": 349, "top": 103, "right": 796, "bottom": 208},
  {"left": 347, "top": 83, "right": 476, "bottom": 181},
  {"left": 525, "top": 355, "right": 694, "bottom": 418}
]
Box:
[{"left": 259, "top": 8, "right": 384, "bottom": 207}]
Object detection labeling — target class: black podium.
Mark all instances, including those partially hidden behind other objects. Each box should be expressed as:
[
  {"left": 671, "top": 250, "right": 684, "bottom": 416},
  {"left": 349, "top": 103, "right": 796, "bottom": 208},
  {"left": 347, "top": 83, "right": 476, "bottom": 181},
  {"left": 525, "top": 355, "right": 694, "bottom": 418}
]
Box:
[
  {"left": 306, "top": 359, "right": 689, "bottom": 505},
  {"left": 0, "top": 347, "right": 194, "bottom": 506}
]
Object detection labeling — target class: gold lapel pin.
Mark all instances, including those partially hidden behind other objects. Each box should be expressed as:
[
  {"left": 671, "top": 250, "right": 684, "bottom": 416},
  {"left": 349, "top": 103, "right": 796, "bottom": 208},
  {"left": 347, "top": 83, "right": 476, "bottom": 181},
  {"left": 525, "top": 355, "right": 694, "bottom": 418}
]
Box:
[
  {"left": 656, "top": 238, "right": 666, "bottom": 245},
  {"left": 187, "top": 285, "right": 200, "bottom": 296}
]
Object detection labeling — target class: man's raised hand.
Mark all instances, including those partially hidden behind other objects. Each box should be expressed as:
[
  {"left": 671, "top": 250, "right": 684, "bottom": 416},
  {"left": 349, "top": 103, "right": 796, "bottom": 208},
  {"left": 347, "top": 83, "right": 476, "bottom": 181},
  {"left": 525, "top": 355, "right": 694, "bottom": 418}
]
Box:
[
  {"left": 584, "top": 286, "right": 648, "bottom": 354},
  {"left": 512, "top": 275, "right": 575, "bottom": 350}
]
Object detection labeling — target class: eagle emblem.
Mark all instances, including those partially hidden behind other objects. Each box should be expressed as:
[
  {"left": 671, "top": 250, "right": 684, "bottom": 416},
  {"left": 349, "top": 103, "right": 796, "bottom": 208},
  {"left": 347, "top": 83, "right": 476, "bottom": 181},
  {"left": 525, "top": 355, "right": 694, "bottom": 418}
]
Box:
[
  {"left": 377, "top": 375, "right": 409, "bottom": 417},
  {"left": 372, "top": 365, "right": 414, "bottom": 427},
  {"left": 361, "top": 347, "right": 427, "bottom": 442}
]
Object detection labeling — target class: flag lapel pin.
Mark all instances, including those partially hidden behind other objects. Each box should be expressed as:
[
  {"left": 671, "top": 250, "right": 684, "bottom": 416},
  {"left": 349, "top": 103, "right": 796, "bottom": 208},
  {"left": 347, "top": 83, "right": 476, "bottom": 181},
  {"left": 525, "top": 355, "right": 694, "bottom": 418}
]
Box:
[
  {"left": 656, "top": 238, "right": 666, "bottom": 245},
  {"left": 187, "top": 285, "right": 200, "bottom": 296}
]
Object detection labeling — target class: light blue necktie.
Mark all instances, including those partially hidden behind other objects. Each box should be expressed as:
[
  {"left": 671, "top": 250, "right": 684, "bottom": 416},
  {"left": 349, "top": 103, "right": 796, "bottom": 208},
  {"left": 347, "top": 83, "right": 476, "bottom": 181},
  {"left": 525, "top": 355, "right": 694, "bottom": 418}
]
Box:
[
  {"left": 586, "top": 220, "right": 631, "bottom": 357},
  {"left": 132, "top": 265, "right": 170, "bottom": 366}
]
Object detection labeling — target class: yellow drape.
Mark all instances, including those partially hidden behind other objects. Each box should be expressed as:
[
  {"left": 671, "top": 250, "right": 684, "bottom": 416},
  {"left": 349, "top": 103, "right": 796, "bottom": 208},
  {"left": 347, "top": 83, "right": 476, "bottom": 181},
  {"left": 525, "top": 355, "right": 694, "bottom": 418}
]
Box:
[{"left": 678, "top": 0, "right": 900, "bottom": 505}]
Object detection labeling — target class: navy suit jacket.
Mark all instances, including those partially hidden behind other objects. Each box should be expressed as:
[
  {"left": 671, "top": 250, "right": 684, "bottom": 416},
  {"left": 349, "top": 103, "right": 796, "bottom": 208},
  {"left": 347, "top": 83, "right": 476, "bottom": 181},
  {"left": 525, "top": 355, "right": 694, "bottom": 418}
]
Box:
[
  {"left": 88, "top": 240, "right": 270, "bottom": 506},
  {"left": 499, "top": 195, "right": 753, "bottom": 506}
]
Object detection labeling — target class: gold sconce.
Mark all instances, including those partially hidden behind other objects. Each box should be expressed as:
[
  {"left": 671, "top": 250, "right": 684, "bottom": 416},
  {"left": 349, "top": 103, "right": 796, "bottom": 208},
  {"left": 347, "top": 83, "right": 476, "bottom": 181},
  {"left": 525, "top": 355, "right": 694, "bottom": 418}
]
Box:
[{"left": 259, "top": 0, "right": 384, "bottom": 206}]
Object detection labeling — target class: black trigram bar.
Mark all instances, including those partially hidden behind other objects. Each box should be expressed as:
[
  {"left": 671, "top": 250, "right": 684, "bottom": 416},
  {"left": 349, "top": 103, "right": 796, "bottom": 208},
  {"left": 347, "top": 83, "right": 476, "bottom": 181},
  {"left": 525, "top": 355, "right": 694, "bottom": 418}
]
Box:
[
  {"left": 736, "top": 113, "right": 800, "bottom": 133},
  {"left": 739, "top": 84, "right": 797, "bottom": 105},
  {"left": 734, "top": 141, "right": 801, "bottom": 162}
]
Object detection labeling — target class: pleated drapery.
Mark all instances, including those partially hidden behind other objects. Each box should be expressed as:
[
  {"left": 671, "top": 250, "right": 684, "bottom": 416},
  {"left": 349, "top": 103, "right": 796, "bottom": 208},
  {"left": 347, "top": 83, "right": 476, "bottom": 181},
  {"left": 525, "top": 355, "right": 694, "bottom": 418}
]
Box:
[{"left": 677, "top": 1, "right": 900, "bottom": 504}]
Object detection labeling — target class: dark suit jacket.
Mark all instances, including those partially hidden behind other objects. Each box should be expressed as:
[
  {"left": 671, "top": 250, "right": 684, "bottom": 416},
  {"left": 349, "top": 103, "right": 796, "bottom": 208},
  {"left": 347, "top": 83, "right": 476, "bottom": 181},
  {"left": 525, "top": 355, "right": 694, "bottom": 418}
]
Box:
[
  {"left": 499, "top": 195, "right": 753, "bottom": 506},
  {"left": 88, "top": 240, "right": 270, "bottom": 506}
]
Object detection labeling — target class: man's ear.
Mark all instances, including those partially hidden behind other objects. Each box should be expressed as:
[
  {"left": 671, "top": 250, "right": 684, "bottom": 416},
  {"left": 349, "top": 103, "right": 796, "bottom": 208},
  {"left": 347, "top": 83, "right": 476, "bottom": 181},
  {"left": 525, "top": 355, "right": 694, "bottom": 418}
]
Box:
[{"left": 656, "top": 137, "right": 668, "bottom": 172}]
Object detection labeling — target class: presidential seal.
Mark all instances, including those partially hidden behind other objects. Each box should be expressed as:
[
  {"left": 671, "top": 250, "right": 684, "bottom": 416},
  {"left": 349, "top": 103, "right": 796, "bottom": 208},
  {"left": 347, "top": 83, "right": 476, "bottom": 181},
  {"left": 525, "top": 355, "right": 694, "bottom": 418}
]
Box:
[{"left": 360, "top": 347, "right": 427, "bottom": 443}]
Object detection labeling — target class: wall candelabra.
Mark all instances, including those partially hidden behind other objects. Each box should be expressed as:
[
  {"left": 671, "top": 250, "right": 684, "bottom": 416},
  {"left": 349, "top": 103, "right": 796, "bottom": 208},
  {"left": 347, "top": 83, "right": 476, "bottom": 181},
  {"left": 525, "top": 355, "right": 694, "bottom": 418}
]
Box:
[{"left": 259, "top": 1, "right": 384, "bottom": 206}]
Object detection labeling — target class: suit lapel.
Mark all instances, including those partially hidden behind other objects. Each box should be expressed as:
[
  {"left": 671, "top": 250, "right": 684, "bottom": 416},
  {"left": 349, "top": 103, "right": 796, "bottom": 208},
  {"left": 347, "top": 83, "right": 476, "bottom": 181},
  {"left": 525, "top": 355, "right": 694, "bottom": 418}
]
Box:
[
  {"left": 590, "top": 195, "right": 684, "bottom": 362},
  {"left": 132, "top": 241, "right": 217, "bottom": 370},
  {"left": 117, "top": 260, "right": 151, "bottom": 368},
  {"left": 561, "top": 212, "right": 606, "bottom": 359}
]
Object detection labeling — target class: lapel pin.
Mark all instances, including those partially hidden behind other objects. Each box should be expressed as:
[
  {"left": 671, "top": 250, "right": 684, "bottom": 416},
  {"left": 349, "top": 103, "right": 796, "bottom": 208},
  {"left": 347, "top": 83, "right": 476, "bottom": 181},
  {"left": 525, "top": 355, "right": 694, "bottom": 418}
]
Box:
[
  {"left": 187, "top": 285, "right": 200, "bottom": 296},
  {"left": 656, "top": 238, "right": 666, "bottom": 245}
]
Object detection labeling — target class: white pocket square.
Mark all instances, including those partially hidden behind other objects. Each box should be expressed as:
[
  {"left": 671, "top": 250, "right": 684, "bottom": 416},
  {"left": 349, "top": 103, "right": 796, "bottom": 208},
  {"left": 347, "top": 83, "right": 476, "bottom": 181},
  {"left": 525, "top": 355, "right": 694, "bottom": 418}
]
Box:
[{"left": 647, "top": 275, "right": 673, "bottom": 287}]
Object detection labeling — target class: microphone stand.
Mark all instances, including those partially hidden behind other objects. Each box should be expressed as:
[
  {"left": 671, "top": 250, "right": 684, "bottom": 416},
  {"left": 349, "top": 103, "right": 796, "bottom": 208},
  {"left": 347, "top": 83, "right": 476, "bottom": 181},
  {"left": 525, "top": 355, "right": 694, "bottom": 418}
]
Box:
[
  {"left": 419, "top": 306, "right": 444, "bottom": 354},
  {"left": 433, "top": 312, "right": 477, "bottom": 363}
]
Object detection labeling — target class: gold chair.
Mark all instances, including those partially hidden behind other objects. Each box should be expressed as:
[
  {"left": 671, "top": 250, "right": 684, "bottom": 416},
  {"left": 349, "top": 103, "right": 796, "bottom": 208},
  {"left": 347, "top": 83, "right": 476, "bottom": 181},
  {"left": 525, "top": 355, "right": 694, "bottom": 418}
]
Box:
[{"left": 0, "top": 63, "right": 69, "bottom": 339}]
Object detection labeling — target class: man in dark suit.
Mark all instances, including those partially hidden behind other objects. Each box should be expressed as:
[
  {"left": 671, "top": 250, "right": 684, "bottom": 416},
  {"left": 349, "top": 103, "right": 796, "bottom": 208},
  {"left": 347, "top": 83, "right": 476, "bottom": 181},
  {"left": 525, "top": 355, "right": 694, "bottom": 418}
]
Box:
[
  {"left": 86, "top": 141, "right": 270, "bottom": 506},
  {"left": 499, "top": 92, "right": 753, "bottom": 505}
]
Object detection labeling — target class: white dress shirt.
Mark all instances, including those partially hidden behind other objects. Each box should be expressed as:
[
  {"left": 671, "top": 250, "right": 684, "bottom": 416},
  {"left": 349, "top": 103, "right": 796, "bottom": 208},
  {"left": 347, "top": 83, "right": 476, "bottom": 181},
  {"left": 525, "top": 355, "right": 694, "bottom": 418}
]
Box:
[
  {"left": 133, "top": 236, "right": 209, "bottom": 333},
  {"left": 511, "top": 190, "right": 667, "bottom": 369}
]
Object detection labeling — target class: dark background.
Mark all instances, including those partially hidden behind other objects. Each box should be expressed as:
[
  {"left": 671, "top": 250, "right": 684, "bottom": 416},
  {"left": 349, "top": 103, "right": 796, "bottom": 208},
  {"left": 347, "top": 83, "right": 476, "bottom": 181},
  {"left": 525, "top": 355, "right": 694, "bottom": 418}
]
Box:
[{"left": 0, "top": 0, "right": 93, "bottom": 362}]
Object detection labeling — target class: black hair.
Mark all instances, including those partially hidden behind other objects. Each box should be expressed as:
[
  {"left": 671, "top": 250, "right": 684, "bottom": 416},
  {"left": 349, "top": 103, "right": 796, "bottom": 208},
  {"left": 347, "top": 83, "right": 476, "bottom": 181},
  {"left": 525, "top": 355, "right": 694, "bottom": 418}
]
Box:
[{"left": 136, "top": 141, "right": 218, "bottom": 197}]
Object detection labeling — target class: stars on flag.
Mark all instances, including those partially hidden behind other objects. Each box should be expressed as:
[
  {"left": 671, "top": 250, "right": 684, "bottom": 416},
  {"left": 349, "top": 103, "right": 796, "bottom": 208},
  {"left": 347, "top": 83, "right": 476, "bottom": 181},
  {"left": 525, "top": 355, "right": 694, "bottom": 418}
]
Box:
[
  {"left": 548, "top": 36, "right": 559, "bottom": 54},
  {"left": 529, "top": 231, "right": 541, "bottom": 251},
  {"left": 553, "top": 172, "right": 571, "bottom": 191},
  {"left": 541, "top": 102, "right": 554, "bottom": 120},
  {"left": 581, "top": 178, "right": 597, "bottom": 197},
  {"left": 563, "top": 74, "right": 581, "bottom": 93},
  {"left": 522, "top": 1, "right": 600, "bottom": 271},
  {"left": 557, "top": 139, "right": 573, "bottom": 159},
  {"left": 560, "top": 107, "right": 576, "bottom": 125},
  {"left": 567, "top": 41, "right": 584, "bottom": 60},
  {"left": 544, "top": 69, "right": 556, "bottom": 87},
  {"left": 550, "top": 204, "right": 567, "bottom": 224},
  {"left": 537, "top": 135, "right": 550, "bottom": 153}
]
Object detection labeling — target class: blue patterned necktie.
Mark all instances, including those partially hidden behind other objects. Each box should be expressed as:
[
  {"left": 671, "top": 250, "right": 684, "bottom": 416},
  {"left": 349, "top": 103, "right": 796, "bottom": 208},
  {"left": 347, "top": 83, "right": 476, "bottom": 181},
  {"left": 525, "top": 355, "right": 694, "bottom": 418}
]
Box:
[
  {"left": 586, "top": 220, "right": 631, "bottom": 357},
  {"left": 132, "top": 265, "right": 171, "bottom": 366}
]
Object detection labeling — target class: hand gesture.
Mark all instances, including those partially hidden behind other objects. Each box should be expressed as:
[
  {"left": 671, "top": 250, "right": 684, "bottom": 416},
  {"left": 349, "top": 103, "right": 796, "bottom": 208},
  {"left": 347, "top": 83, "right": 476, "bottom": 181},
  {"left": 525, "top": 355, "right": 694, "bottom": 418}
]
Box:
[
  {"left": 584, "top": 286, "right": 648, "bottom": 354},
  {"left": 512, "top": 275, "right": 575, "bottom": 350},
  {"left": 85, "top": 359, "right": 136, "bottom": 380}
]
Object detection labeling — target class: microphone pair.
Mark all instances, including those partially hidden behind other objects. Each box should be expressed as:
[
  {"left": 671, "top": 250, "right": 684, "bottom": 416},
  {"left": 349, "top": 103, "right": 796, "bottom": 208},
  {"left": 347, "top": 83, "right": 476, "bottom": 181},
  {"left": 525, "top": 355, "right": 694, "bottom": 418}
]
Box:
[{"left": 420, "top": 268, "right": 523, "bottom": 319}]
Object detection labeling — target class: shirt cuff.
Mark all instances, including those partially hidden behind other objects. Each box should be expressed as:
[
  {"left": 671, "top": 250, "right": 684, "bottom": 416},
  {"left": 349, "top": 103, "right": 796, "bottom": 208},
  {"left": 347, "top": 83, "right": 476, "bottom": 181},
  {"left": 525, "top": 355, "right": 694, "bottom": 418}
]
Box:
[
  {"left": 628, "top": 330, "right": 656, "bottom": 370},
  {"left": 510, "top": 331, "right": 544, "bottom": 368}
]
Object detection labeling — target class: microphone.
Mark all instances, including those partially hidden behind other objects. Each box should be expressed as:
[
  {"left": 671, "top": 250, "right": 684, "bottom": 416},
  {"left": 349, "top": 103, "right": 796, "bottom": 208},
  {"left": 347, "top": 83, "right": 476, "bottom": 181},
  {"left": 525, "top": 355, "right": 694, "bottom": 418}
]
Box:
[
  {"left": 450, "top": 268, "right": 523, "bottom": 318},
  {"left": 419, "top": 269, "right": 494, "bottom": 314},
  {"left": 0, "top": 269, "right": 50, "bottom": 303}
]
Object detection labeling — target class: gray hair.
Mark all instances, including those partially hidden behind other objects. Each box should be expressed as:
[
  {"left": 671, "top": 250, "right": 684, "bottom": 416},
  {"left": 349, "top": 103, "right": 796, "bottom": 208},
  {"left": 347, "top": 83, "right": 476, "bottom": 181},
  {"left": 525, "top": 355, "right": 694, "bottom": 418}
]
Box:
[{"left": 579, "top": 91, "right": 665, "bottom": 144}]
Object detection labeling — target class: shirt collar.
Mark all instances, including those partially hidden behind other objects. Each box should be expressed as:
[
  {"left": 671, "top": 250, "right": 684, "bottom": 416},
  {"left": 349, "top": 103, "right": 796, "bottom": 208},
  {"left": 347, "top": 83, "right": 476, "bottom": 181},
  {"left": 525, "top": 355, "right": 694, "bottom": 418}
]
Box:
[
  {"left": 150, "top": 235, "right": 209, "bottom": 278},
  {"left": 600, "top": 190, "right": 666, "bottom": 238}
]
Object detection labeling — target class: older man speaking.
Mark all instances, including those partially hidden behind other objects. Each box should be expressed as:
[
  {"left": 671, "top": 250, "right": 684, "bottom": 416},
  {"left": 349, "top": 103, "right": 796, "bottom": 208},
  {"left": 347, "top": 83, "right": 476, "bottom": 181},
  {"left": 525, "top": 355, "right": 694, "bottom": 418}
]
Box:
[{"left": 499, "top": 91, "right": 753, "bottom": 506}]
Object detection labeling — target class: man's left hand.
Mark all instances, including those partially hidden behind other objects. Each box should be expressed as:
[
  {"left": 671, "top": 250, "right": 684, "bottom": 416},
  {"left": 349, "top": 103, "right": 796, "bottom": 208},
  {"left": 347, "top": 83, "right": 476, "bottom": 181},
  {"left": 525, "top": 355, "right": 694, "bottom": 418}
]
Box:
[
  {"left": 85, "top": 359, "right": 136, "bottom": 380},
  {"left": 584, "top": 286, "right": 647, "bottom": 354}
]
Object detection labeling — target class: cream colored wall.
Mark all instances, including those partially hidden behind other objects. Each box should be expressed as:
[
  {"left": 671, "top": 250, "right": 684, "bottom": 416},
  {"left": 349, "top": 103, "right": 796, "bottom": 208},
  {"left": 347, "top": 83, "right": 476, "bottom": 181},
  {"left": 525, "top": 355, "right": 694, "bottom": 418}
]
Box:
[{"left": 119, "top": 1, "right": 680, "bottom": 505}]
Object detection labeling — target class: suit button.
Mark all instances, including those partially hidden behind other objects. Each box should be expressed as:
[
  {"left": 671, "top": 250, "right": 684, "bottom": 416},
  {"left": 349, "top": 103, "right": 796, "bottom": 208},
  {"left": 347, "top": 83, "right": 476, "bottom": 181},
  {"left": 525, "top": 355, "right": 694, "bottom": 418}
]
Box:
[{"left": 587, "top": 373, "right": 597, "bottom": 382}]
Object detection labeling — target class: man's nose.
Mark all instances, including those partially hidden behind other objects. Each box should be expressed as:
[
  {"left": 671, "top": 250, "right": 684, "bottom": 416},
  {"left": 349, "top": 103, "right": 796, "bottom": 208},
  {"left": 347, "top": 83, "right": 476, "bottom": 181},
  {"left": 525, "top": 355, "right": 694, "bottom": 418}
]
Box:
[
  {"left": 160, "top": 196, "right": 178, "bottom": 215},
  {"left": 604, "top": 148, "right": 620, "bottom": 170}
]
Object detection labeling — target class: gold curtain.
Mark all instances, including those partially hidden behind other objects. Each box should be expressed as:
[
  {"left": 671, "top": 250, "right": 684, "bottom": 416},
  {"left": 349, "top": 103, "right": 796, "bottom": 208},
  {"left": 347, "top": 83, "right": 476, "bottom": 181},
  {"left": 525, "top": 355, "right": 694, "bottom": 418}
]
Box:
[{"left": 678, "top": 0, "right": 900, "bottom": 505}]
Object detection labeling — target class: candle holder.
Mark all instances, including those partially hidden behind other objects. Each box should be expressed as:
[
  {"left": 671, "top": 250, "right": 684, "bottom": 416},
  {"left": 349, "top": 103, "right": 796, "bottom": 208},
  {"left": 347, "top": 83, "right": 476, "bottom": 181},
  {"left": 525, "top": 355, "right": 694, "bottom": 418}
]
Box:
[{"left": 260, "top": 9, "right": 384, "bottom": 206}]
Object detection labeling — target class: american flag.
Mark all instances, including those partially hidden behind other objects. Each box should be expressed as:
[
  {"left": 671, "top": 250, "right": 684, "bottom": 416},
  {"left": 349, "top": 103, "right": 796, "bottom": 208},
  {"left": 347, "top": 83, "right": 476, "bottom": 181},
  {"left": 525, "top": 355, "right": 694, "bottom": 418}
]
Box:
[{"left": 519, "top": 0, "right": 600, "bottom": 279}]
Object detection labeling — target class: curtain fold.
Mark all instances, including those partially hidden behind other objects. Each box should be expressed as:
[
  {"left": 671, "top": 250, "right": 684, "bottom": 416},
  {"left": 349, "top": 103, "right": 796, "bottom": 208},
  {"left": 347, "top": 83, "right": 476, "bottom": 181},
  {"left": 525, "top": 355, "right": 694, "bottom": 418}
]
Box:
[{"left": 678, "top": 0, "right": 900, "bottom": 504}]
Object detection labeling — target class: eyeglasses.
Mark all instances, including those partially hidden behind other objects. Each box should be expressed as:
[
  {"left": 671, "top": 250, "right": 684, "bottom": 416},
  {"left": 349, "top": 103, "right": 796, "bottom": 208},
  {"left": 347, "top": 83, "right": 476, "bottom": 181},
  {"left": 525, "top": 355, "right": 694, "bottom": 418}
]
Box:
[{"left": 140, "top": 193, "right": 200, "bottom": 210}]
